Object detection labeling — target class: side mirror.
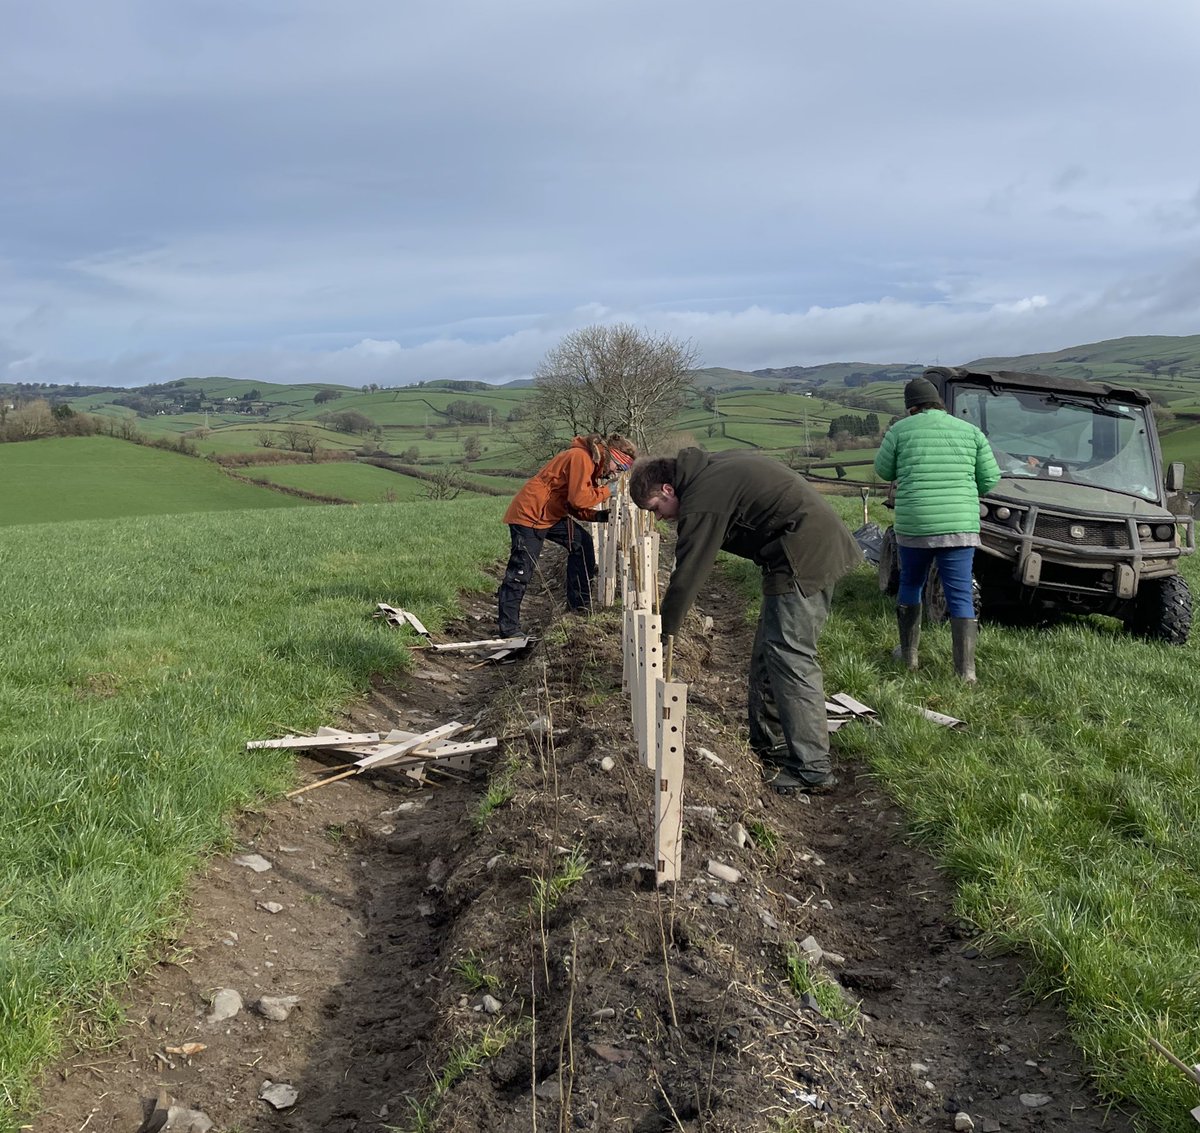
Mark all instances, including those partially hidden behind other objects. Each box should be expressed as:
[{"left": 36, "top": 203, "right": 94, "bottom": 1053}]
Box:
[{"left": 1166, "top": 462, "right": 1185, "bottom": 492}]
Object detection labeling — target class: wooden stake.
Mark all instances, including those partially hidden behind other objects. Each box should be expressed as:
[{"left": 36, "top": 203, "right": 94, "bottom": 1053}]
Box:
[
  {"left": 285, "top": 768, "right": 359, "bottom": 798},
  {"left": 654, "top": 678, "right": 686, "bottom": 885},
  {"left": 636, "top": 611, "right": 663, "bottom": 767},
  {"left": 1149, "top": 1037, "right": 1200, "bottom": 1089}
]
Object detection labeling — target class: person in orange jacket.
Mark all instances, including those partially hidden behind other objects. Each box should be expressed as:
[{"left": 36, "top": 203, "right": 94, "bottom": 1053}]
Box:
[{"left": 497, "top": 433, "right": 637, "bottom": 637}]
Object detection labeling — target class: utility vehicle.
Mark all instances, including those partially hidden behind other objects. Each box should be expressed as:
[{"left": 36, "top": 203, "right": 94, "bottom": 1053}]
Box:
[{"left": 878, "top": 366, "right": 1194, "bottom": 644}]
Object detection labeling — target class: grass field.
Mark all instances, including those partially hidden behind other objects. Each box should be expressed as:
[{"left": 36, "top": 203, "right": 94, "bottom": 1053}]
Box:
[
  {"left": 0, "top": 436, "right": 316, "bottom": 525},
  {"left": 725, "top": 498, "right": 1200, "bottom": 1132},
  {"left": 0, "top": 498, "right": 509, "bottom": 1128},
  {"left": 243, "top": 461, "right": 436, "bottom": 502}
]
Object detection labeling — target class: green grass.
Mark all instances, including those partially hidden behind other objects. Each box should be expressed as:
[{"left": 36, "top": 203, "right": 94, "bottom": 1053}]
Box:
[
  {"left": 243, "top": 461, "right": 435, "bottom": 502},
  {"left": 391, "top": 1022, "right": 522, "bottom": 1133},
  {"left": 452, "top": 952, "right": 500, "bottom": 994},
  {"left": 0, "top": 498, "right": 508, "bottom": 1128},
  {"left": 0, "top": 436, "right": 316, "bottom": 524},
  {"left": 785, "top": 947, "right": 860, "bottom": 1028},
  {"left": 530, "top": 846, "right": 589, "bottom": 915},
  {"left": 725, "top": 495, "right": 1200, "bottom": 1131},
  {"left": 473, "top": 752, "right": 523, "bottom": 829}
]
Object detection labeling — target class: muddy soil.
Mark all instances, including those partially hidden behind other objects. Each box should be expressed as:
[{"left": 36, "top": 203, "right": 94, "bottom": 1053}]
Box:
[{"left": 29, "top": 549, "right": 1137, "bottom": 1133}]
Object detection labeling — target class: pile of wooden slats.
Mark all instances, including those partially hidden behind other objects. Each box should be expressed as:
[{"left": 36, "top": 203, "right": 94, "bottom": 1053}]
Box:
[{"left": 247, "top": 724, "right": 496, "bottom": 796}]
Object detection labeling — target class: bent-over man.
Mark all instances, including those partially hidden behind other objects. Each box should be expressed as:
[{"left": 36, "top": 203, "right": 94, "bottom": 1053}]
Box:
[{"left": 630, "top": 448, "right": 862, "bottom": 793}]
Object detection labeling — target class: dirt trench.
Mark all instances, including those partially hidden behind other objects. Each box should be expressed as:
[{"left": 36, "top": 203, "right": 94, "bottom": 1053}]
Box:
[{"left": 29, "top": 552, "right": 1138, "bottom": 1133}]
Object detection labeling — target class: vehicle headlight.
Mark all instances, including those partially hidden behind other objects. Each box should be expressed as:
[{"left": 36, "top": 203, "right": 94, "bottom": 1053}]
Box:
[
  {"left": 1137, "top": 524, "right": 1152, "bottom": 538},
  {"left": 1154, "top": 523, "right": 1175, "bottom": 541},
  {"left": 994, "top": 506, "right": 1011, "bottom": 520},
  {"left": 979, "top": 503, "right": 988, "bottom": 518}
]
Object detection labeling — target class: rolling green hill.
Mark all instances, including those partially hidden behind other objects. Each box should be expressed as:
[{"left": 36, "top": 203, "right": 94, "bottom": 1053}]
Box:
[
  {"left": 0, "top": 436, "right": 317, "bottom": 525},
  {"left": 8, "top": 334, "right": 1200, "bottom": 509}
]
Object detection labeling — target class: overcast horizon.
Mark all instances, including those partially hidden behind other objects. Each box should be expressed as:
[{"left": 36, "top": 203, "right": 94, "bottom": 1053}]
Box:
[{"left": 4, "top": 0, "right": 1200, "bottom": 390}]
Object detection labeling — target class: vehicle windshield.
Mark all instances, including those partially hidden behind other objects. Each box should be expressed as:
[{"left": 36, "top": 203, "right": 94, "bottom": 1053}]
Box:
[{"left": 949, "top": 385, "right": 1159, "bottom": 501}]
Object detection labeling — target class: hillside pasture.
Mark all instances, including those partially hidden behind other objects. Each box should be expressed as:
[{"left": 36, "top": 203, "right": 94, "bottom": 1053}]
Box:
[
  {"left": 241, "top": 460, "right": 431, "bottom": 502},
  {"left": 0, "top": 499, "right": 509, "bottom": 1128},
  {"left": 721, "top": 497, "right": 1200, "bottom": 1131},
  {"left": 0, "top": 436, "right": 315, "bottom": 525}
]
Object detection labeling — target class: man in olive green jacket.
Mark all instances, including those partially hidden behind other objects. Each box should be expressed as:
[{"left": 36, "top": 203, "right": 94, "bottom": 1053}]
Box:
[{"left": 630, "top": 449, "right": 862, "bottom": 793}]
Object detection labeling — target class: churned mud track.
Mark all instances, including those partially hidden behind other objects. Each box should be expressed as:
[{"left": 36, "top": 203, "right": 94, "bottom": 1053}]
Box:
[{"left": 31, "top": 550, "right": 1137, "bottom": 1132}]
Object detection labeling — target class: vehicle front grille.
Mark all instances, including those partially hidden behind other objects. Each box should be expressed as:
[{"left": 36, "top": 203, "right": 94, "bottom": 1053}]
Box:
[{"left": 1033, "top": 515, "right": 1132, "bottom": 549}]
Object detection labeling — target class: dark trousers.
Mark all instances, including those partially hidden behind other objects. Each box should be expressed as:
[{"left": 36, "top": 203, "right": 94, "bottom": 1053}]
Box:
[
  {"left": 497, "top": 519, "right": 596, "bottom": 636},
  {"left": 747, "top": 584, "right": 834, "bottom": 784}
]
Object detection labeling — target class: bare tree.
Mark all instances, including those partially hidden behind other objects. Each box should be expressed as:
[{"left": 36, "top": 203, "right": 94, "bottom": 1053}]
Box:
[
  {"left": 530, "top": 323, "right": 699, "bottom": 450},
  {"left": 423, "top": 468, "right": 465, "bottom": 500},
  {"left": 281, "top": 425, "right": 308, "bottom": 452}
]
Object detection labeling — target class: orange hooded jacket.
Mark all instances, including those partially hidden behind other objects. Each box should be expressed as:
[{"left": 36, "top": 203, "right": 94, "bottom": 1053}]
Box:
[{"left": 502, "top": 437, "right": 611, "bottom": 529}]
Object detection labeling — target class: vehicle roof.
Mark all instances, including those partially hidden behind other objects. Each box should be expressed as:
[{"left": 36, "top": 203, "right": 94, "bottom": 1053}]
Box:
[{"left": 924, "top": 365, "right": 1152, "bottom": 405}]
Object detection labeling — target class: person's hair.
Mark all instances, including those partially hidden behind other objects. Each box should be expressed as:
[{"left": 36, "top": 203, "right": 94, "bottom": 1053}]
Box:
[
  {"left": 629, "top": 456, "right": 677, "bottom": 506},
  {"left": 578, "top": 432, "right": 638, "bottom": 466},
  {"left": 605, "top": 433, "right": 637, "bottom": 460},
  {"left": 908, "top": 396, "right": 945, "bottom": 413}
]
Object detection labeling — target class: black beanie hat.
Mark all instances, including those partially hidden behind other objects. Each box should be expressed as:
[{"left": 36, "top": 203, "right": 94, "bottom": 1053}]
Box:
[{"left": 904, "top": 376, "right": 940, "bottom": 410}]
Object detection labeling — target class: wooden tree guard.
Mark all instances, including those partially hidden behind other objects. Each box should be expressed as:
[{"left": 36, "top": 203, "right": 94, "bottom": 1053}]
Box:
[
  {"left": 622, "top": 605, "right": 638, "bottom": 694},
  {"left": 636, "top": 611, "right": 663, "bottom": 766},
  {"left": 629, "top": 535, "right": 654, "bottom": 611},
  {"left": 654, "top": 678, "right": 686, "bottom": 884}
]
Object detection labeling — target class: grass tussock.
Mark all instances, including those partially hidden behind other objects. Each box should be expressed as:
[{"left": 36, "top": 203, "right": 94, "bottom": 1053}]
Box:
[
  {"left": 726, "top": 495, "right": 1200, "bottom": 1132},
  {"left": 0, "top": 498, "right": 507, "bottom": 1130}
]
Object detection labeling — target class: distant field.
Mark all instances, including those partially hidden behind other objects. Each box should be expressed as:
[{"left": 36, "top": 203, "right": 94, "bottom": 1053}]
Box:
[
  {"left": 1159, "top": 423, "right": 1200, "bottom": 489},
  {"left": 0, "top": 436, "right": 315, "bottom": 525},
  {"left": 241, "top": 461, "right": 429, "bottom": 502}
]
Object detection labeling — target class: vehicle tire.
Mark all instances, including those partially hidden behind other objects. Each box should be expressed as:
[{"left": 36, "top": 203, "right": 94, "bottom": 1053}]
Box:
[
  {"left": 878, "top": 528, "right": 900, "bottom": 596},
  {"left": 923, "top": 562, "right": 983, "bottom": 625},
  {"left": 1124, "top": 574, "right": 1192, "bottom": 645}
]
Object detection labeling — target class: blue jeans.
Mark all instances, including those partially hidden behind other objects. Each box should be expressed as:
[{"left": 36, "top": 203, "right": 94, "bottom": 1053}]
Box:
[{"left": 898, "top": 545, "right": 976, "bottom": 618}]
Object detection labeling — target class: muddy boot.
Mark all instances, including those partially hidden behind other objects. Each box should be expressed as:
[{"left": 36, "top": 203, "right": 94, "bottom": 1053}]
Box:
[
  {"left": 892, "top": 604, "right": 921, "bottom": 670},
  {"left": 951, "top": 617, "right": 978, "bottom": 683}
]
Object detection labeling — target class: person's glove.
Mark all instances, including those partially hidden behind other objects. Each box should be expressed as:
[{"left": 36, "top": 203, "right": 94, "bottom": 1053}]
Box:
[{"left": 591, "top": 509, "right": 611, "bottom": 523}]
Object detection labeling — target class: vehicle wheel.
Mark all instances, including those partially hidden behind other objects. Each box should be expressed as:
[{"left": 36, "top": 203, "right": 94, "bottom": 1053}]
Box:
[
  {"left": 878, "top": 528, "right": 900, "bottom": 596},
  {"left": 923, "top": 562, "right": 982, "bottom": 625},
  {"left": 1124, "top": 574, "right": 1192, "bottom": 645}
]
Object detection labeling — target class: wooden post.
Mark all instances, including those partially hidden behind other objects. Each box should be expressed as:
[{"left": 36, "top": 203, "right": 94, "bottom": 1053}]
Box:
[
  {"left": 622, "top": 605, "right": 639, "bottom": 695},
  {"left": 654, "top": 678, "right": 686, "bottom": 884},
  {"left": 636, "top": 611, "right": 663, "bottom": 765}
]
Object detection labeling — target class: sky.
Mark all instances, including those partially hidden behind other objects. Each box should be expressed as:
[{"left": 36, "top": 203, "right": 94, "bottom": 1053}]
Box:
[{"left": 3, "top": 0, "right": 1200, "bottom": 390}]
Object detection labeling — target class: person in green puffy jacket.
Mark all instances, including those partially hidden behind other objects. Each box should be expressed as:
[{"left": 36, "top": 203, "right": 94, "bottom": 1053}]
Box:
[{"left": 873, "top": 377, "right": 1000, "bottom": 682}]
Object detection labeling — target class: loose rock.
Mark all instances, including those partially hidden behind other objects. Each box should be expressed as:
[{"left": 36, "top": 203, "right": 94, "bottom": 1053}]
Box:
[
  {"left": 954, "top": 1113, "right": 975, "bottom": 1131},
  {"left": 799, "top": 935, "right": 824, "bottom": 963},
  {"left": 259, "top": 1081, "right": 299, "bottom": 1109},
  {"left": 731, "top": 821, "right": 750, "bottom": 848},
  {"left": 1019, "top": 1093, "right": 1052, "bottom": 1108},
  {"left": 161, "top": 1106, "right": 214, "bottom": 1133},
  {"left": 599, "top": 756, "right": 615, "bottom": 772},
  {"left": 256, "top": 995, "right": 301, "bottom": 1021},
  {"left": 233, "top": 853, "right": 272, "bottom": 873},
  {"left": 706, "top": 860, "right": 741, "bottom": 884},
  {"left": 480, "top": 994, "right": 502, "bottom": 1015},
  {"left": 257, "top": 901, "right": 284, "bottom": 915},
  {"left": 206, "top": 988, "right": 242, "bottom": 1023}
]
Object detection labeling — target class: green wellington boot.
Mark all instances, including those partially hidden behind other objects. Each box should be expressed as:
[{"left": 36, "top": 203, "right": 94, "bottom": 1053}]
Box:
[
  {"left": 951, "top": 617, "right": 978, "bottom": 683},
  {"left": 892, "top": 603, "right": 921, "bottom": 670}
]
